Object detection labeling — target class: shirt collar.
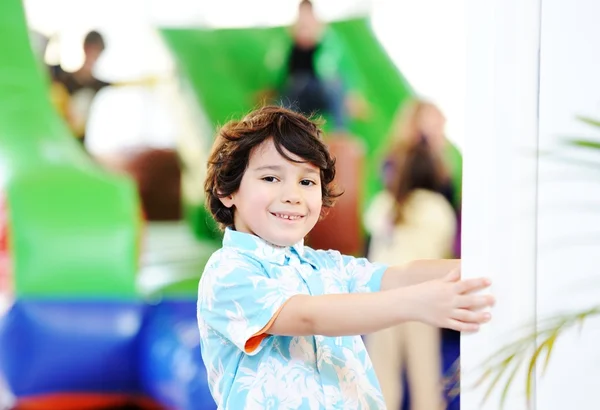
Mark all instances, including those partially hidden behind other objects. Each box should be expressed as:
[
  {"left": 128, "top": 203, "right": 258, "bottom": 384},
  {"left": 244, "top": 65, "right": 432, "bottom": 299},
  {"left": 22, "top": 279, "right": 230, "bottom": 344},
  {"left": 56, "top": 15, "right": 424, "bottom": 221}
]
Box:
[{"left": 222, "top": 228, "right": 306, "bottom": 265}]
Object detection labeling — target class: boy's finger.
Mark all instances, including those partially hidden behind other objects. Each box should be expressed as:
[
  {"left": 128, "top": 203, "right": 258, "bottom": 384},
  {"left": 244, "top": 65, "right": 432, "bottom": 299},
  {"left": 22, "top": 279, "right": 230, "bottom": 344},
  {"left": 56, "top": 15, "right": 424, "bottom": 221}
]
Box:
[
  {"left": 456, "top": 294, "right": 495, "bottom": 309},
  {"left": 454, "top": 277, "right": 491, "bottom": 294},
  {"left": 446, "top": 319, "right": 480, "bottom": 333},
  {"left": 452, "top": 308, "right": 492, "bottom": 324},
  {"left": 444, "top": 268, "right": 461, "bottom": 282}
]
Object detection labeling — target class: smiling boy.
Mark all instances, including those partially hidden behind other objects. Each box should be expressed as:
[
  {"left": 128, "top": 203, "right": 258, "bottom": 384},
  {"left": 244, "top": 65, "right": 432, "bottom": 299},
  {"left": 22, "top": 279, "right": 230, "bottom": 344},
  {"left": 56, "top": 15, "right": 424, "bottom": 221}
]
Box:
[{"left": 197, "top": 106, "right": 494, "bottom": 409}]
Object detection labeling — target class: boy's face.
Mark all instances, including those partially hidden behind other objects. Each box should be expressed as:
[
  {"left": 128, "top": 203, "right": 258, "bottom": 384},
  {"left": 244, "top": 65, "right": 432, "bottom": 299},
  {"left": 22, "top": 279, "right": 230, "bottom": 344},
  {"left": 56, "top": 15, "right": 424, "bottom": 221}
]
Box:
[{"left": 220, "top": 138, "right": 323, "bottom": 247}]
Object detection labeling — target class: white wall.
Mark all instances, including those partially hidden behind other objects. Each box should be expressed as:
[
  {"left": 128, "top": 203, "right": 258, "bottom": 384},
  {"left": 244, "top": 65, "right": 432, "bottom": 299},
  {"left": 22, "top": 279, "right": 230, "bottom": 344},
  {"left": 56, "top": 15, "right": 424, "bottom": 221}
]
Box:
[
  {"left": 463, "top": 0, "right": 600, "bottom": 409},
  {"left": 536, "top": 0, "right": 600, "bottom": 408}
]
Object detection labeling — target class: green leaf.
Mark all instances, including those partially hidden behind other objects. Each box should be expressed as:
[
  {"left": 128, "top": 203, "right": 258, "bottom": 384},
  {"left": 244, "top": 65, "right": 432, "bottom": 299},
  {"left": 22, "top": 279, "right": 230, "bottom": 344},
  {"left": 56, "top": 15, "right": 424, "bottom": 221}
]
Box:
[
  {"left": 566, "top": 139, "right": 600, "bottom": 150},
  {"left": 481, "top": 354, "right": 516, "bottom": 406},
  {"left": 478, "top": 332, "right": 537, "bottom": 369},
  {"left": 541, "top": 153, "right": 600, "bottom": 172},
  {"left": 576, "top": 115, "right": 600, "bottom": 129},
  {"left": 525, "top": 341, "right": 544, "bottom": 400},
  {"left": 499, "top": 359, "right": 522, "bottom": 410},
  {"left": 542, "top": 332, "right": 559, "bottom": 376},
  {"left": 525, "top": 324, "right": 564, "bottom": 400},
  {"left": 473, "top": 368, "right": 492, "bottom": 388},
  {"left": 443, "top": 357, "right": 461, "bottom": 401}
]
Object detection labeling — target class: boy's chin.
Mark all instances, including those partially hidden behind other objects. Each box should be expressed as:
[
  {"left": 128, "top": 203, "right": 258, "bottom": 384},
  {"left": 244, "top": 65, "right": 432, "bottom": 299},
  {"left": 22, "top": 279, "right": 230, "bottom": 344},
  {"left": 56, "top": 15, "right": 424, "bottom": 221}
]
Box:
[{"left": 264, "top": 232, "right": 305, "bottom": 248}]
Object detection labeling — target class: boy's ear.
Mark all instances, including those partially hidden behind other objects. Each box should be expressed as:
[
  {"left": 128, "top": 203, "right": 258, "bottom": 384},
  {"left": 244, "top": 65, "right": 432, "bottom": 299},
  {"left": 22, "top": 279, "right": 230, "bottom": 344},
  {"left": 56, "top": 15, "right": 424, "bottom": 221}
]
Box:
[{"left": 219, "top": 194, "right": 235, "bottom": 208}]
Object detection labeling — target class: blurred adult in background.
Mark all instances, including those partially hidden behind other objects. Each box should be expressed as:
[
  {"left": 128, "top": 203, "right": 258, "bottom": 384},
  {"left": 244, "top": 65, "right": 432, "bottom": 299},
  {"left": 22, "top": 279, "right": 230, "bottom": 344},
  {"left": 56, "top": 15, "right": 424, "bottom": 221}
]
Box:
[
  {"left": 262, "top": 0, "right": 368, "bottom": 132},
  {"left": 365, "top": 131, "right": 456, "bottom": 410},
  {"left": 50, "top": 30, "right": 111, "bottom": 146}
]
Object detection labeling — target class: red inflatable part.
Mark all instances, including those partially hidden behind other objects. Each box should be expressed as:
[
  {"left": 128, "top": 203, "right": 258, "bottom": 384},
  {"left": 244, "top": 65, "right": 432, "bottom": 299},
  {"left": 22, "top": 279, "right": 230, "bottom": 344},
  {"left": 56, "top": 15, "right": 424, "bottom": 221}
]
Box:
[
  {"left": 307, "top": 136, "right": 365, "bottom": 256},
  {"left": 0, "top": 193, "right": 13, "bottom": 301},
  {"left": 14, "top": 393, "right": 165, "bottom": 410},
  {"left": 120, "top": 148, "right": 182, "bottom": 222}
]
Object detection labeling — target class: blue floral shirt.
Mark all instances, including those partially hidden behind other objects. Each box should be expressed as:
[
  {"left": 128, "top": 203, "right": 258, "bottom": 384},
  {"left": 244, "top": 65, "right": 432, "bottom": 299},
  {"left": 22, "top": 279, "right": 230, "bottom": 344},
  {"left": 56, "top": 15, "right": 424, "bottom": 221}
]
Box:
[{"left": 197, "top": 228, "right": 388, "bottom": 409}]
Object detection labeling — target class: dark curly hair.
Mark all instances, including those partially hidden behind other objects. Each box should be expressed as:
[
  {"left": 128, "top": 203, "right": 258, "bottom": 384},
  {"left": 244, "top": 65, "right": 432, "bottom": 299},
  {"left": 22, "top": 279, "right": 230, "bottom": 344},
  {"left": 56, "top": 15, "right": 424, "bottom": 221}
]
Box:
[{"left": 204, "top": 106, "right": 341, "bottom": 230}]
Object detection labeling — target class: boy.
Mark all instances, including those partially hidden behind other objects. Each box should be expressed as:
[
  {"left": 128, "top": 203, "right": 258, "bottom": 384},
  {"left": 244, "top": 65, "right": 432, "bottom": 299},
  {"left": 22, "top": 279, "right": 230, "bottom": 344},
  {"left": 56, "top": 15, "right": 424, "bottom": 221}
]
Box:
[{"left": 198, "top": 106, "right": 494, "bottom": 409}]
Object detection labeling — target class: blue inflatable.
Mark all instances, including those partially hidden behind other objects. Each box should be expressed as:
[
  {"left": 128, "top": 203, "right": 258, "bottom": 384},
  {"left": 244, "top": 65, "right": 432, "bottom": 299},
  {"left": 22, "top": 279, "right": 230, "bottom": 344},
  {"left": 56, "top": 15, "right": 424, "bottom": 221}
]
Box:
[
  {"left": 139, "top": 300, "right": 216, "bottom": 410},
  {"left": 0, "top": 301, "right": 144, "bottom": 396}
]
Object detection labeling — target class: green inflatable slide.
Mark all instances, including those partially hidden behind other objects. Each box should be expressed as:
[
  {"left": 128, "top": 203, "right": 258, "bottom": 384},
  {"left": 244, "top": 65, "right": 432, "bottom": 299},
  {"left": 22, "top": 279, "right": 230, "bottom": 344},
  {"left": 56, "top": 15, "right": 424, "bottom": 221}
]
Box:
[{"left": 0, "top": 0, "right": 142, "bottom": 300}]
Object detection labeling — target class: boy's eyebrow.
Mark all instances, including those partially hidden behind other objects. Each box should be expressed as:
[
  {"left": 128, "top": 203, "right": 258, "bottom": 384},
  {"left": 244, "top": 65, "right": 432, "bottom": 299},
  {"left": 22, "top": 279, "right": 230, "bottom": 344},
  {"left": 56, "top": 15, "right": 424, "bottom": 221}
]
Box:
[
  {"left": 253, "top": 165, "right": 319, "bottom": 175},
  {"left": 253, "top": 165, "right": 283, "bottom": 172}
]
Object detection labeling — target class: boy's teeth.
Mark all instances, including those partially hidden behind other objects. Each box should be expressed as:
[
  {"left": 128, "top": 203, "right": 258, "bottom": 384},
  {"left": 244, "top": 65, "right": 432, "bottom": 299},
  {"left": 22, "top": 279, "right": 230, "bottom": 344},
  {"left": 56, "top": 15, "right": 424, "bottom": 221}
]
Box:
[{"left": 277, "top": 213, "right": 299, "bottom": 220}]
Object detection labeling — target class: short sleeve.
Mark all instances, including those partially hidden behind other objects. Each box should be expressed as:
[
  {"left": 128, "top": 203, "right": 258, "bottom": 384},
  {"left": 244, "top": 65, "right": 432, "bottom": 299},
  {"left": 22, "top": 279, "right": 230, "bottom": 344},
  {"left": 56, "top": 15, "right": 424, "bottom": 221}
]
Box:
[
  {"left": 198, "top": 251, "right": 299, "bottom": 355},
  {"left": 326, "top": 251, "right": 388, "bottom": 293}
]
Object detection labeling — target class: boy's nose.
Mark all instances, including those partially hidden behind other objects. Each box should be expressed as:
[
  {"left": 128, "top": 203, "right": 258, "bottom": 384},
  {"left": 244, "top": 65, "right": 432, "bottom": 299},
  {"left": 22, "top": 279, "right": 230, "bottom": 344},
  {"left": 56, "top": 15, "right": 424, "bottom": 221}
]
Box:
[{"left": 280, "top": 183, "right": 302, "bottom": 204}]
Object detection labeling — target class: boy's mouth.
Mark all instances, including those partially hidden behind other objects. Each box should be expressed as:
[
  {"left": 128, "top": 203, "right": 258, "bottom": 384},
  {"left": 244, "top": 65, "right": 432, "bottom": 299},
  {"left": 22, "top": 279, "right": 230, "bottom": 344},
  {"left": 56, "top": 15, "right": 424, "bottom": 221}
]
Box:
[{"left": 270, "top": 212, "right": 304, "bottom": 221}]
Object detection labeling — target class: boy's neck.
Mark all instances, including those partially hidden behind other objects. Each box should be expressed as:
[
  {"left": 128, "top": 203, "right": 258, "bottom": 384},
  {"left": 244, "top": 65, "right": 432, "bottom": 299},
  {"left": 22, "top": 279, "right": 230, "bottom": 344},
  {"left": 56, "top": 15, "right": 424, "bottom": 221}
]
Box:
[{"left": 230, "top": 226, "right": 296, "bottom": 250}]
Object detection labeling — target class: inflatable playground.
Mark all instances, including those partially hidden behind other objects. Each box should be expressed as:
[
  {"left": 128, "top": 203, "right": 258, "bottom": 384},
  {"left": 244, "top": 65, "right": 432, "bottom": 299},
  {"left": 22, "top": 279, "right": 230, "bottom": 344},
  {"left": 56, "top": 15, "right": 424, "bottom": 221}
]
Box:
[{"left": 0, "top": 0, "right": 462, "bottom": 409}]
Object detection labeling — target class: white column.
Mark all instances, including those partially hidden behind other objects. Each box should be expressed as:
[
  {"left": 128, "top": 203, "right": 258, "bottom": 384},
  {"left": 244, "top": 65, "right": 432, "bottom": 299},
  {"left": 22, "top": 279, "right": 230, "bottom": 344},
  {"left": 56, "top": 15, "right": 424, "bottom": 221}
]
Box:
[{"left": 462, "top": 0, "right": 541, "bottom": 409}]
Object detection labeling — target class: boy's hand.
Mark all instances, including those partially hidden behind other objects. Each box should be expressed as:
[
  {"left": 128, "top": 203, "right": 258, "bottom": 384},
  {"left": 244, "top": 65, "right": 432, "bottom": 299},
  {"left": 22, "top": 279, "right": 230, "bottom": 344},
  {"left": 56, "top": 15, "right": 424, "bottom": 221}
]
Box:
[{"left": 409, "top": 268, "right": 494, "bottom": 332}]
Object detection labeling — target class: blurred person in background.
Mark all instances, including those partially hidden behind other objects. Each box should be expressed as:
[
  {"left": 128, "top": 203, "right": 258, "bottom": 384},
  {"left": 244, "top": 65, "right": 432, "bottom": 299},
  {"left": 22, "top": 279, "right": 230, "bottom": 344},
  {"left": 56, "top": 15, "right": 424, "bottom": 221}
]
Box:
[
  {"left": 261, "top": 0, "right": 368, "bottom": 133},
  {"left": 383, "top": 100, "right": 455, "bottom": 206},
  {"left": 364, "top": 102, "right": 457, "bottom": 410},
  {"left": 50, "top": 30, "right": 111, "bottom": 146},
  {"left": 382, "top": 99, "right": 461, "bottom": 256}
]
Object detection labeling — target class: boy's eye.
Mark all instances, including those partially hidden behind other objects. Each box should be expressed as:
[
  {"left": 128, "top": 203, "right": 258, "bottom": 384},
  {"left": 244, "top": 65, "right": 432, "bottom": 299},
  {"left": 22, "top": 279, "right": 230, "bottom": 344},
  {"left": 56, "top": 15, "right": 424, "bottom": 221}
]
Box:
[
  {"left": 300, "top": 179, "right": 316, "bottom": 186},
  {"left": 262, "top": 176, "right": 278, "bottom": 182}
]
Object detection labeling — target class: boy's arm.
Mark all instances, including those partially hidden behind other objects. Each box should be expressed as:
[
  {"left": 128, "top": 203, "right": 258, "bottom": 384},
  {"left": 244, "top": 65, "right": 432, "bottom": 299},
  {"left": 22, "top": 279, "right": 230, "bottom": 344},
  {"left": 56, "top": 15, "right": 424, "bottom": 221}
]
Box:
[
  {"left": 267, "top": 269, "right": 492, "bottom": 337},
  {"left": 268, "top": 289, "right": 409, "bottom": 337},
  {"left": 379, "top": 259, "right": 461, "bottom": 291}
]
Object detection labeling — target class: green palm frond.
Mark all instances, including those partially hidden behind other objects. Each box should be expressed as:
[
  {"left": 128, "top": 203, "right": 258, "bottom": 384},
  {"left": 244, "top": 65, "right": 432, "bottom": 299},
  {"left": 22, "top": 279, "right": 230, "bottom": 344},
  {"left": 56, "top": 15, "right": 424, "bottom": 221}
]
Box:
[
  {"left": 554, "top": 115, "right": 600, "bottom": 163},
  {"left": 576, "top": 115, "right": 600, "bottom": 129},
  {"left": 442, "top": 355, "right": 460, "bottom": 401},
  {"left": 475, "top": 306, "right": 600, "bottom": 409},
  {"left": 568, "top": 139, "right": 600, "bottom": 150}
]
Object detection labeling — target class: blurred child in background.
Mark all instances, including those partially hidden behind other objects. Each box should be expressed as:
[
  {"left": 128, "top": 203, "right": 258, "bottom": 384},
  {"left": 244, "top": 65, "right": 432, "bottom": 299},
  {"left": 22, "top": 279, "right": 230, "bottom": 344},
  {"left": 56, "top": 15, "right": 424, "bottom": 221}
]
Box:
[
  {"left": 365, "top": 100, "right": 458, "bottom": 410},
  {"left": 383, "top": 100, "right": 456, "bottom": 208}
]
